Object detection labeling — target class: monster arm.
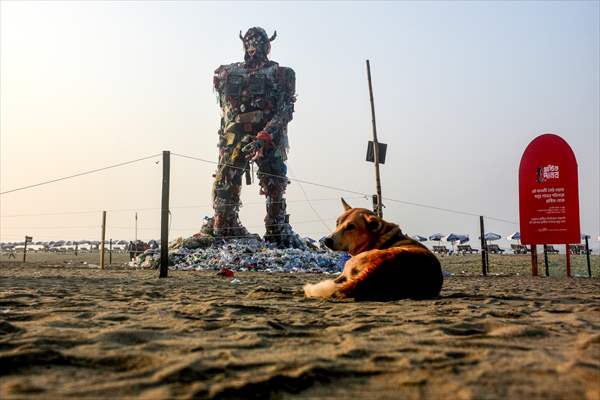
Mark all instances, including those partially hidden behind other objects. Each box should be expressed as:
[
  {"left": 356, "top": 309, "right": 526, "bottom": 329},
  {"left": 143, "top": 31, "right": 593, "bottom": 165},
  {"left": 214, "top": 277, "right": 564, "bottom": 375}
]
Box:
[
  {"left": 262, "top": 67, "right": 296, "bottom": 145},
  {"left": 213, "top": 66, "right": 227, "bottom": 147}
]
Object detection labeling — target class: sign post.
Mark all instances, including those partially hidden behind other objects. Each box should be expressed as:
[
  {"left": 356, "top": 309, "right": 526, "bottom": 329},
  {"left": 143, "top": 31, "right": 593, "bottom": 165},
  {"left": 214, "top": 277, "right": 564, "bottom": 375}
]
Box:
[
  {"left": 365, "top": 60, "right": 384, "bottom": 218},
  {"left": 531, "top": 245, "right": 538, "bottom": 276},
  {"left": 565, "top": 244, "right": 571, "bottom": 277},
  {"left": 519, "top": 134, "right": 580, "bottom": 277}
]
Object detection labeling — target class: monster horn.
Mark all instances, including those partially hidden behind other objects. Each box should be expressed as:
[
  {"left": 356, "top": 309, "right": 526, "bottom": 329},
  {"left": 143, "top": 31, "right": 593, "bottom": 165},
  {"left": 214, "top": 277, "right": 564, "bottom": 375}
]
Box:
[
  {"left": 239, "top": 30, "right": 244, "bottom": 41},
  {"left": 269, "top": 30, "right": 277, "bottom": 41}
]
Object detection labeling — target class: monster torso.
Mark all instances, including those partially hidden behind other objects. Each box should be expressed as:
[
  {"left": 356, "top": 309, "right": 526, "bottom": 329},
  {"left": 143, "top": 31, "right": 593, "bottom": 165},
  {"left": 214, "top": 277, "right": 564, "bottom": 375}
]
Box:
[{"left": 213, "top": 60, "right": 295, "bottom": 152}]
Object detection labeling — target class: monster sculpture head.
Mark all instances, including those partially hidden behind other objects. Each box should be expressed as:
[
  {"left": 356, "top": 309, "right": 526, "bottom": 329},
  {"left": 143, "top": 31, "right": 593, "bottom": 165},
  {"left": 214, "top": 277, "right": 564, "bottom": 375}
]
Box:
[{"left": 239, "top": 27, "right": 276, "bottom": 66}]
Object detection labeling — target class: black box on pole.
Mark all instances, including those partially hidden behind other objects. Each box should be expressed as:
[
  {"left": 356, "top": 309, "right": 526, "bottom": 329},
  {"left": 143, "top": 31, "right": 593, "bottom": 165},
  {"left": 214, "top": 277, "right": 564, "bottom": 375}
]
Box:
[{"left": 366, "top": 141, "right": 387, "bottom": 164}]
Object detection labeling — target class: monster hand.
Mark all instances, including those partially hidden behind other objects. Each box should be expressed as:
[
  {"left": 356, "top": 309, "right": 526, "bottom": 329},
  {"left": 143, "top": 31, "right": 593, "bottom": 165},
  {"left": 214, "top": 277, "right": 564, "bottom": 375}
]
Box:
[{"left": 251, "top": 131, "right": 274, "bottom": 161}]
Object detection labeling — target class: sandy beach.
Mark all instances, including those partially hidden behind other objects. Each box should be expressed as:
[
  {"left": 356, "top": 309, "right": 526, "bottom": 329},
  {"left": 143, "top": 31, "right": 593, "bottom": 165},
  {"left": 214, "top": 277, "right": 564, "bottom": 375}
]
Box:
[{"left": 0, "top": 262, "right": 599, "bottom": 399}]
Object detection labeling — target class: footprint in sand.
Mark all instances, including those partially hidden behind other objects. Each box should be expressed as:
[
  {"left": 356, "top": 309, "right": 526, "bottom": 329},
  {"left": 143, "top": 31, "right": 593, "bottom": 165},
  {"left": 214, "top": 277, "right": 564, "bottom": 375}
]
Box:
[
  {"left": 488, "top": 324, "right": 548, "bottom": 338},
  {"left": 0, "top": 320, "right": 23, "bottom": 335},
  {"left": 440, "top": 322, "right": 488, "bottom": 336}
]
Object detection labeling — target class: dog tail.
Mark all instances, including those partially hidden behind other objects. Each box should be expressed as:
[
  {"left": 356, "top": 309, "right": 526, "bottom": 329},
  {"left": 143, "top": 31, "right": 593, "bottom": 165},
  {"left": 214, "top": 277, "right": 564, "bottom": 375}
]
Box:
[{"left": 304, "top": 279, "right": 337, "bottom": 298}]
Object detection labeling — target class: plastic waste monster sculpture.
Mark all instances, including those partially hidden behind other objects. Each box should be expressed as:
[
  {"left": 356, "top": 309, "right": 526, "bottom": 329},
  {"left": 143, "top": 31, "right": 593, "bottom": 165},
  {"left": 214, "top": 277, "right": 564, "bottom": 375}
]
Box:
[{"left": 201, "top": 27, "right": 304, "bottom": 248}]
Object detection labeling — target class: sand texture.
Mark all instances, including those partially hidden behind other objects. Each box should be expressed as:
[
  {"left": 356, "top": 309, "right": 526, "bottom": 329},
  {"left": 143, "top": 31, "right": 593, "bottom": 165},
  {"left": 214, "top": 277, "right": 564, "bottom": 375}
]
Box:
[{"left": 1, "top": 264, "right": 599, "bottom": 399}]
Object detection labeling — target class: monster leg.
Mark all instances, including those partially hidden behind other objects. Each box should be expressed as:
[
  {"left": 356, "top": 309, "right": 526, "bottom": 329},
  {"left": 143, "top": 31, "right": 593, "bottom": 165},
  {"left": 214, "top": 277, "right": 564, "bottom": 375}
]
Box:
[
  {"left": 257, "top": 156, "right": 303, "bottom": 248},
  {"left": 210, "top": 143, "right": 250, "bottom": 238}
]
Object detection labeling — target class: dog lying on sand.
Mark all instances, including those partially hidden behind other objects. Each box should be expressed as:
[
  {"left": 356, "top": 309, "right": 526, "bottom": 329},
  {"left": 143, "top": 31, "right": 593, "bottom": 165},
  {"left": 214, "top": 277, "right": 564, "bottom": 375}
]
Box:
[{"left": 304, "top": 199, "right": 443, "bottom": 301}]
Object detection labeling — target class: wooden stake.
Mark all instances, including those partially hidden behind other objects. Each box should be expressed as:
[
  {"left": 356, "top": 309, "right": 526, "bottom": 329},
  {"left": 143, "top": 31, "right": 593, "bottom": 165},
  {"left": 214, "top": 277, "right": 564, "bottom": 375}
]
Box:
[
  {"left": 565, "top": 244, "right": 571, "bottom": 277},
  {"left": 100, "top": 211, "right": 106, "bottom": 269},
  {"left": 585, "top": 236, "right": 591, "bottom": 278},
  {"left": 366, "top": 60, "right": 383, "bottom": 218},
  {"left": 135, "top": 212, "right": 138, "bottom": 243},
  {"left": 479, "top": 216, "right": 487, "bottom": 276},
  {"left": 160, "top": 151, "right": 170, "bottom": 278},
  {"left": 23, "top": 236, "right": 28, "bottom": 262},
  {"left": 531, "top": 244, "right": 538, "bottom": 276},
  {"left": 109, "top": 239, "right": 113, "bottom": 265}
]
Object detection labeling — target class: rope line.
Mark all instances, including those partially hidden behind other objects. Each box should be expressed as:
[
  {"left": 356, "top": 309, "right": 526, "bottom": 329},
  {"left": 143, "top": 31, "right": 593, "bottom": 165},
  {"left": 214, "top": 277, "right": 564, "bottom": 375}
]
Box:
[
  {"left": 288, "top": 166, "right": 332, "bottom": 233},
  {"left": 172, "top": 152, "right": 370, "bottom": 196},
  {"left": 173, "top": 152, "right": 518, "bottom": 224},
  {"left": 0, "top": 218, "right": 334, "bottom": 231},
  {"left": 0, "top": 154, "right": 161, "bottom": 195},
  {"left": 0, "top": 197, "right": 367, "bottom": 218},
  {"left": 0, "top": 150, "right": 518, "bottom": 225},
  {"left": 382, "top": 197, "right": 518, "bottom": 225}
]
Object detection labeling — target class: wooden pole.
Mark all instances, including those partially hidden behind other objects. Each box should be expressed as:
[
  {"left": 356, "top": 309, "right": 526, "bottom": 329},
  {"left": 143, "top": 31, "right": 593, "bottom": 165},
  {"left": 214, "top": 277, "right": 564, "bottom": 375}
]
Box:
[
  {"left": 100, "top": 211, "right": 106, "bottom": 270},
  {"left": 543, "top": 244, "right": 549, "bottom": 276},
  {"left": 485, "top": 240, "right": 490, "bottom": 273},
  {"left": 159, "top": 151, "right": 170, "bottom": 278},
  {"left": 366, "top": 59, "right": 383, "bottom": 218},
  {"left": 531, "top": 244, "right": 538, "bottom": 276},
  {"left": 135, "top": 212, "right": 138, "bottom": 243},
  {"left": 23, "top": 236, "right": 28, "bottom": 262},
  {"left": 75, "top": 243, "right": 78, "bottom": 256},
  {"left": 479, "top": 216, "right": 487, "bottom": 276},
  {"left": 585, "top": 236, "right": 591, "bottom": 278},
  {"left": 565, "top": 244, "right": 571, "bottom": 277},
  {"left": 109, "top": 239, "right": 113, "bottom": 265}
]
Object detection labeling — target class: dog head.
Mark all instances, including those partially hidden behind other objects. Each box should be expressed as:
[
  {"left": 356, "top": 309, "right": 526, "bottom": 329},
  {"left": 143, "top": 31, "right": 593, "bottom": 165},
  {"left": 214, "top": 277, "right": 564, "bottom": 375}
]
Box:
[{"left": 322, "top": 198, "right": 384, "bottom": 255}]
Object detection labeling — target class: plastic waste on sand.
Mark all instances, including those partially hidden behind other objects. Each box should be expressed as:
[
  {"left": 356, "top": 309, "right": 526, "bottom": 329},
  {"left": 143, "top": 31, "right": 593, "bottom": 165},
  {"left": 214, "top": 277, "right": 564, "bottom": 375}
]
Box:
[{"left": 129, "top": 236, "right": 347, "bottom": 274}]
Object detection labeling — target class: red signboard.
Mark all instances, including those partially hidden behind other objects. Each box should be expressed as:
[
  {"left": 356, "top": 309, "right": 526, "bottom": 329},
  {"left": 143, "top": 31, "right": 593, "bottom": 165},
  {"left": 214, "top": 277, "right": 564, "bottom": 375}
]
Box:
[{"left": 519, "top": 133, "right": 580, "bottom": 245}]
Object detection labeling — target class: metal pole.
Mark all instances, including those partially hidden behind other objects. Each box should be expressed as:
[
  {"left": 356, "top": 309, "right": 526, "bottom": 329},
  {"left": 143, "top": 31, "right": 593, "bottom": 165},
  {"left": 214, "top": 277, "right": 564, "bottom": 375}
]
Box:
[
  {"left": 366, "top": 59, "right": 383, "bottom": 218},
  {"left": 479, "top": 216, "right": 487, "bottom": 276},
  {"left": 160, "top": 151, "right": 170, "bottom": 278},
  {"left": 543, "top": 244, "right": 549, "bottom": 276},
  {"left": 100, "top": 211, "right": 106, "bottom": 270},
  {"left": 585, "top": 236, "right": 591, "bottom": 277}
]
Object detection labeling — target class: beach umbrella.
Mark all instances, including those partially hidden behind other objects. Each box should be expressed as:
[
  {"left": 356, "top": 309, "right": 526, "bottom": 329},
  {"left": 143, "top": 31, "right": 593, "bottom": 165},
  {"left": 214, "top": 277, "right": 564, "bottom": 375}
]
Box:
[
  {"left": 480, "top": 232, "right": 502, "bottom": 241},
  {"left": 428, "top": 233, "right": 444, "bottom": 242},
  {"left": 507, "top": 232, "right": 521, "bottom": 241},
  {"left": 445, "top": 233, "right": 469, "bottom": 243},
  {"left": 411, "top": 234, "right": 428, "bottom": 242},
  {"left": 445, "top": 233, "right": 469, "bottom": 252}
]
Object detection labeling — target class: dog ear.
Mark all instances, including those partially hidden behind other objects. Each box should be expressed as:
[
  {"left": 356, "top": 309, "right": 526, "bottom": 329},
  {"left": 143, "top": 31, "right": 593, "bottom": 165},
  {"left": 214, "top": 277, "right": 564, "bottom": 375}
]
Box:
[
  {"left": 341, "top": 198, "right": 352, "bottom": 211},
  {"left": 364, "top": 214, "right": 381, "bottom": 231}
]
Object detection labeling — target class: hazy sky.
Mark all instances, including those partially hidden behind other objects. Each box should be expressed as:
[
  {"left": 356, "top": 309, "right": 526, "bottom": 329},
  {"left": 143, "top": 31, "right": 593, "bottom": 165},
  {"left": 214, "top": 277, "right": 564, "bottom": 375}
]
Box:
[{"left": 1, "top": 1, "right": 598, "bottom": 250}]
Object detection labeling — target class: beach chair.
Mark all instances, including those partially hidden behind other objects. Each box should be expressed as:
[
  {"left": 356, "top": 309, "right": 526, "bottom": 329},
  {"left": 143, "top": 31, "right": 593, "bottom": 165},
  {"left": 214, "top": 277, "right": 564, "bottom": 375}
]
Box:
[
  {"left": 456, "top": 244, "right": 478, "bottom": 255},
  {"left": 487, "top": 244, "right": 505, "bottom": 254},
  {"left": 510, "top": 244, "right": 531, "bottom": 254},
  {"left": 511, "top": 244, "right": 528, "bottom": 254},
  {"left": 432, "top": 245, "right": 449, "bottom": 255},
  {"left": 569, "top": 244, "right": 585, "bottom": 255}
]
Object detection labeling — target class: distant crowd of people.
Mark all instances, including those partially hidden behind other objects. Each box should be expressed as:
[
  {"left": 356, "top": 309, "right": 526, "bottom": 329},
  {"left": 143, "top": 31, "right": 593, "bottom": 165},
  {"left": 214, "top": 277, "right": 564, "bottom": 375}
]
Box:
[{"left": 127, "top": 240, "right": 158, "bottom": 259}]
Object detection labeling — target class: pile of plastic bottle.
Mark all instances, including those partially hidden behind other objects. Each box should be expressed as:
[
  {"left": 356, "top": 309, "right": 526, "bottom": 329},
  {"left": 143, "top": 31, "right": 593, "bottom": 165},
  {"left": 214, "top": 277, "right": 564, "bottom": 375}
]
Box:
[{"left": 130, "top": 237, "right": 348, "bottom": 274}]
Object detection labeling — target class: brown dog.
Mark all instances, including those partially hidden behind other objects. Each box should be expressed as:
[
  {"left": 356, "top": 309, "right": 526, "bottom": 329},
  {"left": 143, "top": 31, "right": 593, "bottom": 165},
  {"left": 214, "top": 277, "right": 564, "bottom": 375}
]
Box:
[{"left": 304, "top": 199, "right": 443, "bottom": 301}]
